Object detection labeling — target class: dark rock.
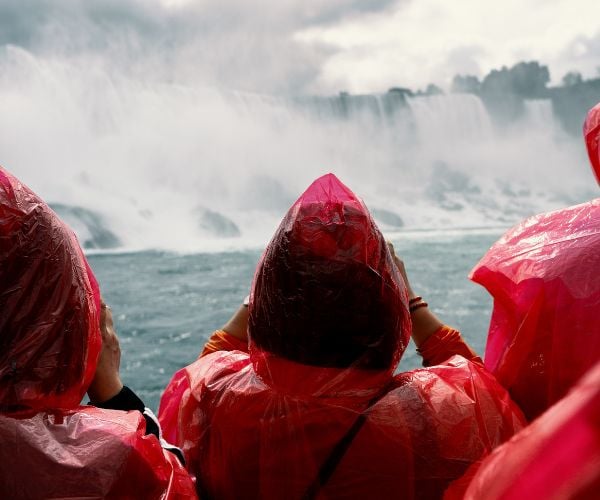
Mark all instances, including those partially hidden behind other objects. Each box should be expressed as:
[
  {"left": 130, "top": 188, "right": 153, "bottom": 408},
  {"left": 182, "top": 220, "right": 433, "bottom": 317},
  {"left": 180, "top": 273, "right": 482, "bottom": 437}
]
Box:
[
  {"left": 50, "top": 203, "right": 121, "bottom": 249},
  {"left": 196, "top": 208, "right": 240, "bottom": 238},
  {"left": 371, "top": 208, "right": 404, "bottom": 228}
]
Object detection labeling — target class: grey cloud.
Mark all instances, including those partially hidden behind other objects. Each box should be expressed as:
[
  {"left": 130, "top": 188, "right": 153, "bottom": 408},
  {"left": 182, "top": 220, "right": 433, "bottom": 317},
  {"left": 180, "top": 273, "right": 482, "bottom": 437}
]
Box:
[
  {"left": 445, "top": 46, "right": 486, "bottom": 78},
  {"left": 562, "top": 31, "right": 600, "bottom": 75},
  {"left": 292, "top": 0, "right": 400, "bottom": 25},
  {"left": 0, "top": 0, "right": 401, "bottom": 94},
  {"left": 0, "top": 0, "right": 51, "bottom": 47},
  {"left": 0, "top": 1, "right": 189, "bottom": 54}
]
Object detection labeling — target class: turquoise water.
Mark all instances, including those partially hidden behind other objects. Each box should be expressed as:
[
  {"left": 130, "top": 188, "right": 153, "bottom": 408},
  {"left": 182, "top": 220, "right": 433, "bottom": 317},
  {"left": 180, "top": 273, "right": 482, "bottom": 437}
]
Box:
[{"left": 88, "top": 230, "right": 503, "bottom": 411}]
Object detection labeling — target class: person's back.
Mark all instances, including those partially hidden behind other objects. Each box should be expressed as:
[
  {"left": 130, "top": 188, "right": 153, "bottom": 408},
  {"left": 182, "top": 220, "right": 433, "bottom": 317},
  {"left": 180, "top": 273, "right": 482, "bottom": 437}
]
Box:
[
  {"left": 163, "top": 350, "right": 521, "bottom": 499},
  {"left": 445, "top": 361, "right": 600, "bottom": 500},
  {"left": 443, "top": 102, "right": 600, "bottom": 500},
  {"left": 467, "top": 103, "right": 600, "bottom": 421},
  {"left": 0, "top": 167, "right": 195, "bottom": 499},
  {"left": 0, "top": 406, "right": 189, "bottom": 498},
  {"left": 159, "top": 173, "right": 525, "bottom": 499}
]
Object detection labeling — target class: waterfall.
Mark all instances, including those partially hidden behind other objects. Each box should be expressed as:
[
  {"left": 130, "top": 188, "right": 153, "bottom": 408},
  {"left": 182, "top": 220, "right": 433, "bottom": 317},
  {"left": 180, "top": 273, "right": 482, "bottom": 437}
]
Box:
[
  {"left": 522, "top": 99, "right": 557, "bottom": 135},
  {"left": 523, "top": 99, "right": 554, "bottom": 124},
  {"left": 0, "top": 47, "right": 593, "bottom": 251},
  {"left": 407, "top": 94, "right": 494, "bottom": 144}
]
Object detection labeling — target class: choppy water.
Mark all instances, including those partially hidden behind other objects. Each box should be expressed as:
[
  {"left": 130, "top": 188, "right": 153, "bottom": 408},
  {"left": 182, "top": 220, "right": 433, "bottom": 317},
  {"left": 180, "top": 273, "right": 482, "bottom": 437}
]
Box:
[{"left": 88, "top": 229, "right": 502, "bottom": 411}]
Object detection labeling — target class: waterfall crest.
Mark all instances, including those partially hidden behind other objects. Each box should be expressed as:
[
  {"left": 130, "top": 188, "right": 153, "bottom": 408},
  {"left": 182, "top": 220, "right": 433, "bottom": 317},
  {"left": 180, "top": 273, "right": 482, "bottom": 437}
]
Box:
[{"left": 0, "top": 48, "right": 593, "bottom": 251}]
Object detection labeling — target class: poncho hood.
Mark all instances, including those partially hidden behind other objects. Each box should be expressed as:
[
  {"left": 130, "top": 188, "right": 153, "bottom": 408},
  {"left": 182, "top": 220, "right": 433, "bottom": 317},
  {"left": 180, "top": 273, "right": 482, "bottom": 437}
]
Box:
[
  {"left": 469, "top": 104, "right": 600, "bottom": 420},
  {"left": 584, "top": 101, "right": 600, "bottom": 185},
  {"left": 0, "top": 167, "right": 101, "bottom": 410},
  {"left": 248, "top": 173, "right": 410, "bottom": 376},
  {"left": 470, "top": 198, "right": 600, "bottom": 420}
]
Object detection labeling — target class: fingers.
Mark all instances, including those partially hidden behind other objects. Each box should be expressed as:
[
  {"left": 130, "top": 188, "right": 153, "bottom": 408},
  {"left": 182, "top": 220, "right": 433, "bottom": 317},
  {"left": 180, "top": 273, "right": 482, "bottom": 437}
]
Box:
[
  {"left": 100, "top": 300, "right": 115, "bottom": 334},
  {"left": 387, "top": 241, "right": 401, "bottom": 261},
  {"left": 100, "top": 300, "right": 110, "bottom": 333},
  {"left": 387, "top": 241, "right": 396, "bottom": 256},
  {"left": 387, "top": 241, "right": 404, "bottom": 266},
  {"left": 386, "top": 241, "right": 414, "bottom": 296},
  {"left": 88, "top": 298, "right": 123, "bottom": 403},
  {"left": 99, "top": 299, "right": 120, "bottom": 357}
]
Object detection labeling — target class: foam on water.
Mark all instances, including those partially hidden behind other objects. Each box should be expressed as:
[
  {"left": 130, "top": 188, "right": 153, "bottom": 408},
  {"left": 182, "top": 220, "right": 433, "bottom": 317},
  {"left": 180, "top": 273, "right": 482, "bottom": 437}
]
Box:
[{"left": 1, "top": 46, "right": 595, "bottom": 252}]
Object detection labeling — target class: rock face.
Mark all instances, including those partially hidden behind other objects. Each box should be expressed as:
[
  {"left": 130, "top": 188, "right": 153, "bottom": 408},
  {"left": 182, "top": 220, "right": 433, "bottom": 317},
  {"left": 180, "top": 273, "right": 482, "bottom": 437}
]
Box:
[
  {"left": 50, "top": 204, "right": 121, "bottom": 249},
  {"left": 370, "top": 208, "right": 404, "bottom": 229},
  {"left": 196, "top": 208, "right": 241, "bottom": 238}
]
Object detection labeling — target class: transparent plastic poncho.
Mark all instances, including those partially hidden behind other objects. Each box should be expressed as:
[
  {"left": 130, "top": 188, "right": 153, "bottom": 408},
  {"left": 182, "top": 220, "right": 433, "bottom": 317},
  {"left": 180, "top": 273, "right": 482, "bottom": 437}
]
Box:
[
  {"left": 0, "top": 167, "right": 195, "bottom": 499},
  {"left": 159, "top": 174, "right": 524, "bottom": 499},
  {"left": 469, "top": 103, "right": 600, "bottom": 421},
  {"left": 446, "top": 361, "right": 600, "bottom": 500}
]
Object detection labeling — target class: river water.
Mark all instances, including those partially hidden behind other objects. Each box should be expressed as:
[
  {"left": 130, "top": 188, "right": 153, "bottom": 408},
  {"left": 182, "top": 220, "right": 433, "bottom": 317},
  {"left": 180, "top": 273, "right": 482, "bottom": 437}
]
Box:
[{"left": 88, "top": 228, "right": 502, "bottom": 411}]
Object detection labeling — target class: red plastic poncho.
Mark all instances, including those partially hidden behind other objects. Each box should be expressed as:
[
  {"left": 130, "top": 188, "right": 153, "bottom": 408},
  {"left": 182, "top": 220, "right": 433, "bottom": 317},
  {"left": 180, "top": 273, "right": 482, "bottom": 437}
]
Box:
[
  {"left": 159, "top": 174, "right": 525, "bottom": 499},
  {"left": 447, "top": 361, "right": 600, "bottom": 500},
  {"left": 0, "top": 167, "right": 196, "bottom": 499},
  {"left": 470, "top": 199, "right": 600, "bottom": 421},
  {"left": 585, "top": 102, "right": 600, "bottom": 184}
]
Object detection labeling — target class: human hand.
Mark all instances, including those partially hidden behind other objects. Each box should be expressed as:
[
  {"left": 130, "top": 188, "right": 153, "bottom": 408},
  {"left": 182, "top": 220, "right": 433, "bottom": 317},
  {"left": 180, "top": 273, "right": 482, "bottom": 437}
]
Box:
[
  {"left": 222, "top": 301, "right": 250, "bottom": 342},
  {"left": 387, "top": 242, "right": 416, "bottom": 299},
  {"left": 87, "top": 300, "right": 124, "bottom": 404},
  {"left": 387, "top": 242, "right": 444, "bottom": 346}
]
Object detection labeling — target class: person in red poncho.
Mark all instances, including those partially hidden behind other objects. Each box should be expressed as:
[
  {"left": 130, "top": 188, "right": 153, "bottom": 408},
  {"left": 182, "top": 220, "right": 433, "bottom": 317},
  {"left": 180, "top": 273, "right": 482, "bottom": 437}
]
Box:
[
  {"left": 467, "top": 103, "right": 600, "bottom": 421},
  {"left": 443, "top": 102, "right": 600, "bottom": 500},
  {"left": 585, "top": 101, "right": 600, "bottom": 185},
  {"left": 159, "top": 173, "right": 525, "bottom": 499},
  {"left": 0, "top": 167, "right": 196, "bottom": 499},
  {"left": 445, "top": 361, "right": 600, "bottom": 500}
]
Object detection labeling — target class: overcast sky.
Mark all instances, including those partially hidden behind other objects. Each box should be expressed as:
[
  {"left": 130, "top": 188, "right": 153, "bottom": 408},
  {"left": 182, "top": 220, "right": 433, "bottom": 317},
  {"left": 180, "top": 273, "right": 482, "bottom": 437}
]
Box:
[{"left": 0, "top": 0, "right": 599, "bottom": 94}]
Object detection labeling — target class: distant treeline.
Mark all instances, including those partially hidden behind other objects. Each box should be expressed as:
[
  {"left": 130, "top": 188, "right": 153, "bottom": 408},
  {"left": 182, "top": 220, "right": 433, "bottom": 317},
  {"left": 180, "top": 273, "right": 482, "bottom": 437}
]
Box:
[{"left": 387, "top": 61, "right": 600, "bottom": 135}]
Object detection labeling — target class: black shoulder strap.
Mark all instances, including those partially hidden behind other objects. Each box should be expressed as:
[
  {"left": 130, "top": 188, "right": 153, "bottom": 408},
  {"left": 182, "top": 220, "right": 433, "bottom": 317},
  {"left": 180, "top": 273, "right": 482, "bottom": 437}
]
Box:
[{"left": 301, "top": 388, "right": 388, "bottom": 500}]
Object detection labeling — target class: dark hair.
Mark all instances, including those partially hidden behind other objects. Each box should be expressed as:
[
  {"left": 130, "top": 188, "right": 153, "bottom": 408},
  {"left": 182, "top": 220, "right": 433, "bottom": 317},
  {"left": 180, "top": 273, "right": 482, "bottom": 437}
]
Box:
[{"left": 249, "top": 212, "right": 408, "bottom": 370}]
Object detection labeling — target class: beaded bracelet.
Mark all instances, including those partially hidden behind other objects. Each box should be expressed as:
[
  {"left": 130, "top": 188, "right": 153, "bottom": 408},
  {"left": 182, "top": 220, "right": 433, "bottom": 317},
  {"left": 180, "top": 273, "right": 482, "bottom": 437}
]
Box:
[{"left": 409, "top": 301, "right": 428, "bottom": 313}]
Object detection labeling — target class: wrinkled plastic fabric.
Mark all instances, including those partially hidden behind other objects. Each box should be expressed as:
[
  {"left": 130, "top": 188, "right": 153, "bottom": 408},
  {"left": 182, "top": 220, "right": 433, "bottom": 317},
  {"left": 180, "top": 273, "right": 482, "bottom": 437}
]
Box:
[
  {"left": 470, "top": 199, "right": 600, "bottom": 420},
  {"left": 585, "top": 102, "right": 600, "bottom": 184},
  {"left": 249, "top": 172, "right": 411, "bottom": 372},
  {"left": 159, "top": 174, "right": 525, "bottom": 499},
  {"left": 0, "top": 166, "right": 196, "bottom": 499},
  {"left": 446, "top": 361, "right": 600, "bottom": 500},
  {"left": 0, "top": 407, "right": 197, "bottom": 499},
  {"left": 0, "top": 167, "right": 101, "bottom": 410}
]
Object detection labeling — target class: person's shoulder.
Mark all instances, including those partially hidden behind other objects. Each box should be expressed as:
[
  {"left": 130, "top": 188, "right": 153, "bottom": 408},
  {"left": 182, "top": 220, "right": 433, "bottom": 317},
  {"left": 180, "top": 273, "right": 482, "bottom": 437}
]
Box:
[
  {"left": 1, "top": 406, "right": 147, "bottom": 465},
  {"left": 374, "top": 356, "right": 524, "bottom": 451},
  {"left": 186, "top": 349, "right": 253, "bottom": 388},
  {"left": 386, "top": 355, "right": 501, "bottom": 403},
  {"left": 383, "top": 356, "right": 524, "bottom": 429},
  {"left": 2, "top": 405, "right": 144, "bottom": 429}
]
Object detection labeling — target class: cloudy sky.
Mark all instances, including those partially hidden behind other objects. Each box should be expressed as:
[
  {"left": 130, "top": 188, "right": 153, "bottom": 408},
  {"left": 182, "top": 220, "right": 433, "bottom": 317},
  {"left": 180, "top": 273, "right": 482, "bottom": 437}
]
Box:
[{"left": 0, "top": 0, "right": 599, "bottom": 94}]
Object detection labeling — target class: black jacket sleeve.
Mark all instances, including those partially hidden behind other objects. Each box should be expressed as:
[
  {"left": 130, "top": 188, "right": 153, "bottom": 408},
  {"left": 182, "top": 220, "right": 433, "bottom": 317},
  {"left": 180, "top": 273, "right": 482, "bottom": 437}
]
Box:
[{"left": 92, "top": 386, "right": 185, "bottom": 465}]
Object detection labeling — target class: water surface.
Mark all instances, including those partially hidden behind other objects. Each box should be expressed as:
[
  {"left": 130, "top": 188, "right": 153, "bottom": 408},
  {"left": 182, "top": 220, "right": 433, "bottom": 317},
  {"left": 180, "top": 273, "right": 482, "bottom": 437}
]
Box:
[{"left": 89, "top": 230, "right": 502, "bottom": 411}]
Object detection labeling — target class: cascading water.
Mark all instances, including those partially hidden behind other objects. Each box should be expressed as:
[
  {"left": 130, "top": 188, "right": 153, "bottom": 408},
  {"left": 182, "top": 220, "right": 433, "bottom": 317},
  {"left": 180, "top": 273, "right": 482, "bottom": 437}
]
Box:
[
  {"left": 0, "top": 46, "right": 594, "bottom": 252},
  {"left": 522, "top": 99, "right": 557, "bottom": 134},
  {"left": 407, "top": 94, "right": 494, "bottom": 144}
]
